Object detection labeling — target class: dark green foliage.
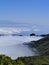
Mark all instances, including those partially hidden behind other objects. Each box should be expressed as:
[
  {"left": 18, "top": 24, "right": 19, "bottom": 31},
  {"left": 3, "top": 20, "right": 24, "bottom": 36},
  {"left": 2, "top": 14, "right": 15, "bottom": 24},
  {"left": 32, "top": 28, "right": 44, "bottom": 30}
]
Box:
[
  {"left": 28, "top": 35, "right": 49, "bottom": 55},
  {"left": 16, "top": 56, "right": 49, "bottom": 65},
  {"left": 0, "top": 55, "right": 49, "bottom": 65},
  {"left": 34, "top": 36, "right": 49, "bottom": 55}
]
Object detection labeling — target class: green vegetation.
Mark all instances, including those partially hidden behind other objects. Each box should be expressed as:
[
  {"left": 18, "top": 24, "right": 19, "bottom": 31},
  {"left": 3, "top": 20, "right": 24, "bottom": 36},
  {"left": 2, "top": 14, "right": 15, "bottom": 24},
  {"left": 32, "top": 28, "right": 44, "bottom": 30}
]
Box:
[
  {"left": 28, "top": 35, "right": 49, "bottom": 55},
  {"left": 0, "top": 55, "right": 49, "bottom": 65},
  {"left": 0, "top": 55, "right": 23, "bottom": 65},
  {"left": 34, "top": 35, "right": 49, "bottom": 55},
  {"left": 0, "top": 35, "right": 49, "bottom": 65}
]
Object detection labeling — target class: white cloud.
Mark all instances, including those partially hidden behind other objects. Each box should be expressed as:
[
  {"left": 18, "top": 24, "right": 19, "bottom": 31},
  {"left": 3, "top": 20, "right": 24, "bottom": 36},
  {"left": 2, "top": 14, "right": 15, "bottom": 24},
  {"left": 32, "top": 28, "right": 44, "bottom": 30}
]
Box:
[
  {"left": 31, "top": 25, "right": 40, "bottom": 32},
  {"left": 33, "top": 28, "right": 40, "bottom": 32},
  {"left": 0, "top": 27, "right": 31, "bottom": 34},
  {"left": 32, "top": 26, "right": 37, "bottom": 29}
]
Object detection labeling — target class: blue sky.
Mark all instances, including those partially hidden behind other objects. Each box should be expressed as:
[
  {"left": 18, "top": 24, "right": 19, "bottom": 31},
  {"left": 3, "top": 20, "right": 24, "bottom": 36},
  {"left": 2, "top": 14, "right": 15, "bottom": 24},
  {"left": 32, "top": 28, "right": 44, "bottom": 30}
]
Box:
[{"left": 0, "top": 0, "right": 49, "bottom": 25}]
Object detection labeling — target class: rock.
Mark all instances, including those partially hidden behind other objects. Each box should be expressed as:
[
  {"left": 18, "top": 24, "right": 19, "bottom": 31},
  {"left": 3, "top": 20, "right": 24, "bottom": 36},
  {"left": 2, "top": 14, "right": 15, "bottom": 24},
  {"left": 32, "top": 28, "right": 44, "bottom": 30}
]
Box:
[{"left": 30, "top": 33, "right": 36, "bottom": 36}]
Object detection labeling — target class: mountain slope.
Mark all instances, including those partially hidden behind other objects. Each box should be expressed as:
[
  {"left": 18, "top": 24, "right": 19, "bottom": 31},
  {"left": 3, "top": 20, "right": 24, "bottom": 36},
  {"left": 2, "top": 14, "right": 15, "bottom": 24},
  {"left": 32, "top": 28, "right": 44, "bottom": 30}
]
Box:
[
  {"left": 29, "top": 35, "right": 49, "bottom": 55},
  {"left": 0, "top": 55, "right": 49, "bottom": 65}
]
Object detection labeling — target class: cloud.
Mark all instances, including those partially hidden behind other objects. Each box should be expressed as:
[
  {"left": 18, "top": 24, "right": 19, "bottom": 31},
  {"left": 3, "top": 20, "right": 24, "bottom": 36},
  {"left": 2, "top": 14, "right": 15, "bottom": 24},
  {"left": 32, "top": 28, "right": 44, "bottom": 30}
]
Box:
[
  {"left": 32, "top": 26, "right": 37, "bottom": 28},
  {"left": 32, "top": 25, "right": 40, "bottom": 32},
  {"left": 33, "top": 28, "right": 40, "bottom": 32},
  {"left": 0, "top": 27, "right": 31, "bottom": 34}
]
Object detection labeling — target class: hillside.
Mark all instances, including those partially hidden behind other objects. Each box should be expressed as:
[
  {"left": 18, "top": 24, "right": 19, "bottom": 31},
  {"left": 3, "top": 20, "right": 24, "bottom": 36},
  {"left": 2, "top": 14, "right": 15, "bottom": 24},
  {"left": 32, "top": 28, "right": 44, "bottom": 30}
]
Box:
[
  {"left": 28, "top": 35, "right": 49, "bottom": 55},
  {"left": 0, "top": 55, "right": 49, "bottom": 65}
]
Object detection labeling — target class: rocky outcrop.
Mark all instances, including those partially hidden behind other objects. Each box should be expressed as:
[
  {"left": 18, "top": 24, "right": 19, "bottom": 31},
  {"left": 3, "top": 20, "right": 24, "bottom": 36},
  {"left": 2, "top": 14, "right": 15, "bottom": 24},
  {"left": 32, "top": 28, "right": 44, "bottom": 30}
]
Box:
[{"left": 30, "top": 33, "right": 36, "bottom": 36}]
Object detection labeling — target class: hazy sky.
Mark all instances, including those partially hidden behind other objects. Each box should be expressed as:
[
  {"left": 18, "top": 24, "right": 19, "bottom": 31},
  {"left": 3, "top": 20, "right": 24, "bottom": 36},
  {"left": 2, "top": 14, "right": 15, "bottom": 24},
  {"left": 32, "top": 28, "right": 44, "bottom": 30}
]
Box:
[{"left": 0, "top": 0, "right": 49, "bottom": 25}]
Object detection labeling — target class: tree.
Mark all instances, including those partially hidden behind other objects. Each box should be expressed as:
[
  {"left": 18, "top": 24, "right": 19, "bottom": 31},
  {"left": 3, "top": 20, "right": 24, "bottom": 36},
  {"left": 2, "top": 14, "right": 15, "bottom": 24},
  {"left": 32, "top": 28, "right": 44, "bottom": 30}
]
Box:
[{"left": 17, "top": 60, "right": 25, "bottom": 65}]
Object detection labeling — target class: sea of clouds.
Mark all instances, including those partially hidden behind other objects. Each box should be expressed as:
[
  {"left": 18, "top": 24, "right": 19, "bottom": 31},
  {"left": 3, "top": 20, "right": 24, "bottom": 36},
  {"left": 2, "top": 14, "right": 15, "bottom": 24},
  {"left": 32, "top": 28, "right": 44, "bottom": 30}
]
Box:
[
  {"left": 0, "top": 27, "right": 31, "bottom": 35},
  {"left": 0, "top": 26, "right": 40, "bottom": 35}
]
